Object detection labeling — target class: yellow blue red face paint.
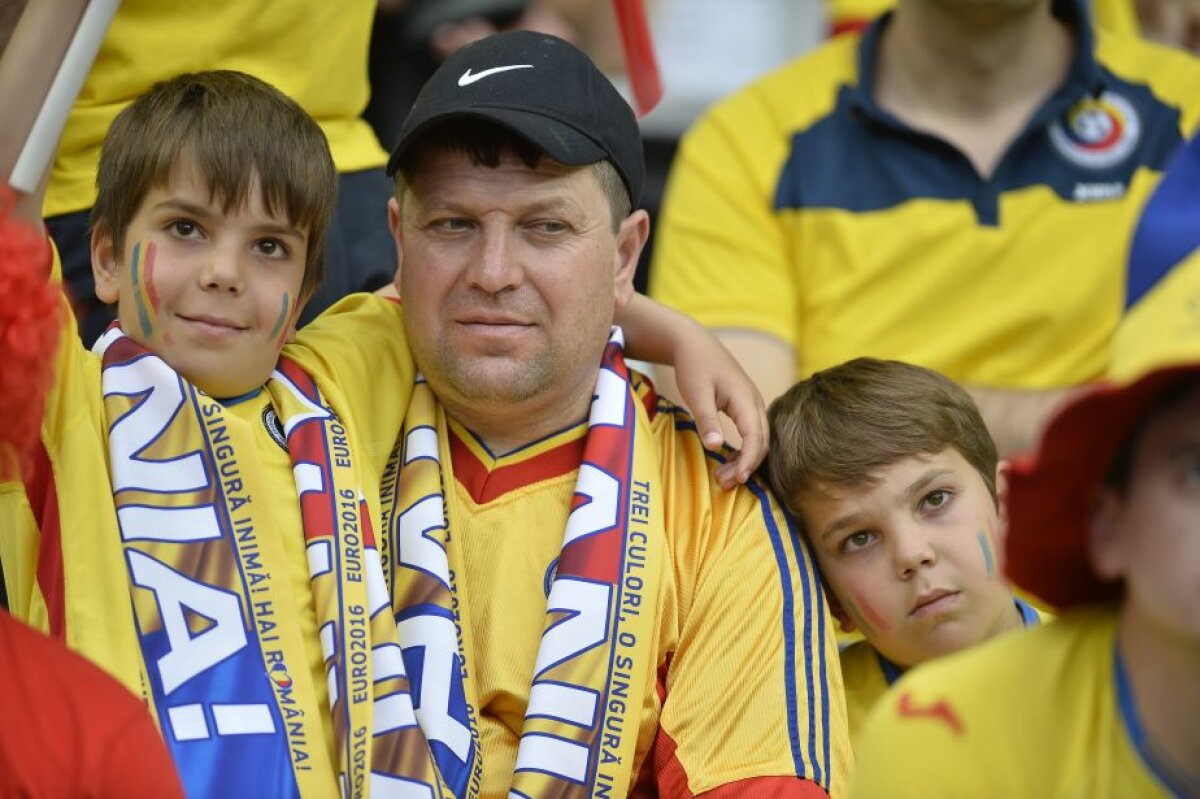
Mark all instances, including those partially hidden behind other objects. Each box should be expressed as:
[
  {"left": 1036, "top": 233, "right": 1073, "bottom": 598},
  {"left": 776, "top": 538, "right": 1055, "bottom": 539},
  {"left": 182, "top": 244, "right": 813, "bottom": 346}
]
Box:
[
  {"left": 846, "top": 591, "right": 889, "bottom": 636},
  {"left": 129, "top": 240, "right": 159, "bottom": 338}
]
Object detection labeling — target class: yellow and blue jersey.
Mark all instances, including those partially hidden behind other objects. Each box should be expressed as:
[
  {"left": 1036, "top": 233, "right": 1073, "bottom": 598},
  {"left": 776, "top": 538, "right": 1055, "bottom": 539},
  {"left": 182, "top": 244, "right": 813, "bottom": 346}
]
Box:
[
  {"left": 447, "top": 379, "right": 851, "bottom": 797},
  {"left": 851, "top": 607, "right": 1184, "bottom": 798},
  {"left": 840, "top": 598, "right": 1044, "bottom": 749},
  {"left": 651, "top": 0, "right": 1200, "bottom": 391}
]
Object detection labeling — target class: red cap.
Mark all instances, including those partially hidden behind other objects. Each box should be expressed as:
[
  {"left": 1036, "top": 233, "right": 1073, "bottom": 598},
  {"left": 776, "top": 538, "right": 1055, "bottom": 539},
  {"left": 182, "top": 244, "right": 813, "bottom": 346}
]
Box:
[{"left": 1005, "top": 364, "right": 1200, "bottom": 609}]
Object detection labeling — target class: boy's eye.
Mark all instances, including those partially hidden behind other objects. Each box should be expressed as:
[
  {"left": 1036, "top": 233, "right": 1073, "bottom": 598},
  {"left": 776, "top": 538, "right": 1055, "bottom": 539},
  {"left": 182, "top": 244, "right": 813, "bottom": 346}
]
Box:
[
  {"left": 169, "top": 219, "right": 200, "bottom": 238},
  {"left": 841, "top": 530, "right": 877, "bottom": 554},
  {"left": 921, "top": 489, "right": 952, "bottom": 511},
  {"left": 254, "top": 238, "right": 290, "bottom": 258}
]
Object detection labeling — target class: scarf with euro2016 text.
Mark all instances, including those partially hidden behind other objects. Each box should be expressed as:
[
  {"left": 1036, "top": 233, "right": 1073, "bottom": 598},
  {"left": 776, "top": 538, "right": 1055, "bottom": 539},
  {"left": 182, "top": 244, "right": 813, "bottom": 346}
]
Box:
[
  {"left": 377, "top": 327, "right": 663, "bottom": 797},
  {"left": 98, "top": 325, "right": 453, "bottom": 798}
]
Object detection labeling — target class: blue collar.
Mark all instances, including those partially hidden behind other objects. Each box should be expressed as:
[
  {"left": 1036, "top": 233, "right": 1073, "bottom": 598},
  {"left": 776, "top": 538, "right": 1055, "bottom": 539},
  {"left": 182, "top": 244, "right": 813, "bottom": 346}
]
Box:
[
  {"left": 1114, "top": 644, "right": 1199, "bottom": 798},
  {"left": 877, "top": 597, "right": 1042, "bottom": 685}
]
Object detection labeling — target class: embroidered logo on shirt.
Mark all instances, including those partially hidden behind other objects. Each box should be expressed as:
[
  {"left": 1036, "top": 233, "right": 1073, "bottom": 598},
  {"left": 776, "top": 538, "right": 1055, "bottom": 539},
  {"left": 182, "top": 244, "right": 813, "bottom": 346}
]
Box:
[
  {"left": 897, "top": 691, "right": 964, "bottom": 736},
  {"left": 1049, "top": 91, "right": 1141, "bottom": 171},
  {"left": 262, "top": 406, "right": 288, "bottom": 452}
]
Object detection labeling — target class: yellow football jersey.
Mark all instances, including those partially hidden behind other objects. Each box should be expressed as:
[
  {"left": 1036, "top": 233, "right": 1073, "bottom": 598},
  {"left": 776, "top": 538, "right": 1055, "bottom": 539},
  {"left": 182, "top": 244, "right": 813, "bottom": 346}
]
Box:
[
  {"left": 851, "top": 607, "right": 1178, "bottom": 798},
  {"left": 651, "top": 0, "right": 1200, "bottom": 391},
  {"left": 840, "top": 598, "right": 1045, "bottom": 748},
  {"left": 827, "top": 0, "right": 1137, "bottom": 36},
  {"left": 0, "top": 285, "right": 414, "bottom": 795},
  {"left": 445, "top": 383, "right": 852, "bottom": 797},
  {"left": 44, "top": 0, "right": 386, "bottom": 218}
]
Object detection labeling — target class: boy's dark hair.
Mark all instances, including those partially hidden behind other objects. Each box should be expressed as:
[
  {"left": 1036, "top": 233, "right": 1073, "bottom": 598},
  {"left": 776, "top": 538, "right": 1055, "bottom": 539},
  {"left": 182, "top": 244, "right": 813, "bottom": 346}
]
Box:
[
  {"left": 391, "top": 119, "right": 631, "bottom": 230},
  {"left": 92, "top": 70, "right": 337, "bottom": 300},
  {"left": 767, "top": 358, "right": 999, "bottom": 527}
]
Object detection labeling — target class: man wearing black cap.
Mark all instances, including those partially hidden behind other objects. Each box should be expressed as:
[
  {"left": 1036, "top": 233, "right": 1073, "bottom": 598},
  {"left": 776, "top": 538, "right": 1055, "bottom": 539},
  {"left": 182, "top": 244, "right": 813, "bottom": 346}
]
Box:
[{"left": 376, "top": 30, "right": 849, "bottom": 798}]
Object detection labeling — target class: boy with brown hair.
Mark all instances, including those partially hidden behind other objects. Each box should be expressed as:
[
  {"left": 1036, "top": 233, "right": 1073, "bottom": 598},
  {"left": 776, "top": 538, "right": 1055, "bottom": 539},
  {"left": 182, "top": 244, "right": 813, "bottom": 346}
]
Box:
[
  {"left": 767, "top": 357, "right": 1045, "bottom": 744},
  {"left": 1, "top": 36, "right": 769, "bottom": 799},
  {"left": 850, "top": 129, "right": 1200, "bottom": 798}
]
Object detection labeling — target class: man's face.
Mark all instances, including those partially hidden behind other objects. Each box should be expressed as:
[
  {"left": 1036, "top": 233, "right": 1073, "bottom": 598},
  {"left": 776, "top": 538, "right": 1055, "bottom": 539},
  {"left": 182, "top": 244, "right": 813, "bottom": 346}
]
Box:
[
  {"left": 389, "top": 149, "right": 644, "bottom": 435},
  {"left": 92, "top": 161, "right": 309, "bottom": 398},
  {"left": 800, "top": 449, "right": 1016, "bottom": 668},
  {"left": 1091, "top": 390, "right": 1200, "bottom": 640}
]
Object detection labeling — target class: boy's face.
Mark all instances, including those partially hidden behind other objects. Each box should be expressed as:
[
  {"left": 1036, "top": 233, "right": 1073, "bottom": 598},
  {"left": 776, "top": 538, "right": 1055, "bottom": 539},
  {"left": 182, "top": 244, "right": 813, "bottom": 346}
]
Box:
[
  {"left": 799, "top": 448, "right": 1018, "bottom": 668},
  {"left": 92, "top": 162, "right": 309, "bottom": 398},
  {"left": 1091, "top": 390, "right": 1200, "bottom": 641}
]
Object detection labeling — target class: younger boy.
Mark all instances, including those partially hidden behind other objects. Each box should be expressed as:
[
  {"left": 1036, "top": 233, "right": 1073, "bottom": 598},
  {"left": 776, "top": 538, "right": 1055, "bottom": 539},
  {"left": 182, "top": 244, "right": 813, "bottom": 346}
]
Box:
[
  {"left": 766, "top": 357, "right": 1044, "bottom": 744},
  {"left": 1, "top": 68, "right": 768, "bottom": 798},
  {"left": 849, "top": 129, "right": 1200, "bottom": 799}
]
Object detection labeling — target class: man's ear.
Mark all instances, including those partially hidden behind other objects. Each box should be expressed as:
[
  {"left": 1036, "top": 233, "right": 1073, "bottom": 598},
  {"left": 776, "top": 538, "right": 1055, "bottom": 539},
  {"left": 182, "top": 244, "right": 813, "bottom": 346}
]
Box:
[
  {"left": 387, "top": 196, "right": 404, "bottom": 294},
  {"left": 1088, "top": 487, "right": 1125, "bottom": 580},
  {"left": 91, "top": 227, "right": 121, "bottom": 304},
  {"left": 612, "top": 209, "right": 649, "bottom": 309}
]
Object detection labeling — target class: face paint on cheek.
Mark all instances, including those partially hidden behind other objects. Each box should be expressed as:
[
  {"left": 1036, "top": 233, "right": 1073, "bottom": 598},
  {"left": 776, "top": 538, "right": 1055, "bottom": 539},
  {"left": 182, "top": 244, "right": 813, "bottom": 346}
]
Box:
[
  {"left": 130, "top": 240, "right": 160, "bottom": 338},
  {"left": 270, "top": 292, "right": 291, "bottom": 348},
  {"left": 977, "top": 530, "right": 996, "bottom": 578},
  {"left": 845, "top": 591, "right": 890, "bottom": 637}
]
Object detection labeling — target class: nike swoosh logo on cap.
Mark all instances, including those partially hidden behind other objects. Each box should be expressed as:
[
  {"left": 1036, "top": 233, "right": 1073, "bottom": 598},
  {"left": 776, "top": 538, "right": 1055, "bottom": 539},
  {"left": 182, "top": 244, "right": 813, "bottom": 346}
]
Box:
[{"left": 458, "top": 64, "right": 534, "bottom": 86}]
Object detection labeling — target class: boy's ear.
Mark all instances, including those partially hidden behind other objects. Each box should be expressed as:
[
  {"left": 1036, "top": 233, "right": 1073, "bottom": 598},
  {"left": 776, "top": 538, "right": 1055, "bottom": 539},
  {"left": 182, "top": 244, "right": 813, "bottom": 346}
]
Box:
[
  {"left": 91, "top": 227, "right": 121, "bottom": 304},
  {"left": 994, "top": 459, "right": 1010, "bottom": 545}
]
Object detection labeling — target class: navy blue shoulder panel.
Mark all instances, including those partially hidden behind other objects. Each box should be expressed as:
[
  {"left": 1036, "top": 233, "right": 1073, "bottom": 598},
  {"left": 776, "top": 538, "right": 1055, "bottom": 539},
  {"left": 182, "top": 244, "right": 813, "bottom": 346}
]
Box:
[
  {"left": 1125, "top": 131, "right": 1200, "bottom": 309},
  {"left": 773, "top": 67, "right": 1186, "bottom": 221}
]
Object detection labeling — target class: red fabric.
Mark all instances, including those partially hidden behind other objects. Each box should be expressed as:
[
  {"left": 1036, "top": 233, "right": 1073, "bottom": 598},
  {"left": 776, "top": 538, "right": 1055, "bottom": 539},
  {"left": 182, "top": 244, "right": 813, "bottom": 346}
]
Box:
[
  {"left": 25, "top": 439, "right": 65, "bottom": 639},
  {"left": 829, "top": 17, "right": 871, "bottom": 36},
  {"left": 0, "top": 610, "right": 184, "bottom": 798},
  {"left": 0, "top": 186, "right": 59, "bottom": 472},
  {"left": 449, "top": 426, "right": 587, "bottom": 504},
  {"left": 631, "top": 652, "right": 828, "bottom": 798},
  {"left": 1006, "top": 365, "right": 1200, "bottom": 609}
]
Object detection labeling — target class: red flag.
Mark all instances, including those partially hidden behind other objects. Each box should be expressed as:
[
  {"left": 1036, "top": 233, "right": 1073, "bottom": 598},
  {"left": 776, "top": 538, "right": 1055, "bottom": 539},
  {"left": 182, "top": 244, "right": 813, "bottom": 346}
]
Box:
[{"left": 612, "top": 0, "right": 663, "bottom": 117}]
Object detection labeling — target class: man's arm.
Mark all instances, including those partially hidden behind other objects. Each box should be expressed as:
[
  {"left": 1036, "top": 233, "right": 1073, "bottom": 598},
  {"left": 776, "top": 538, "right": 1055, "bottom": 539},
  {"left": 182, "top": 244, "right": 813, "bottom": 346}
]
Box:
[
  {"left": 651, "top": 330, "right": 797, "bottom": 448},
  {"left": 617, "top": 295, "right": 772, "bottom": 486}
]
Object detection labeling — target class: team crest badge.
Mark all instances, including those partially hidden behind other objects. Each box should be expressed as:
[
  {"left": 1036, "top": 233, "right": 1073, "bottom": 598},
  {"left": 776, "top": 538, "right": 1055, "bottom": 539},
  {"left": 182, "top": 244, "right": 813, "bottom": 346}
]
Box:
[{"left": 1049, "top": 91, "right": 1140, "bottom": 169}]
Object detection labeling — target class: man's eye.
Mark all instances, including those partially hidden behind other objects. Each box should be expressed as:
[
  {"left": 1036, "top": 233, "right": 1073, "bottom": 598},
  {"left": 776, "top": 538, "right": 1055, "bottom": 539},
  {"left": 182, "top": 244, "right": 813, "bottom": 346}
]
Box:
[{"left": 531, "top": 220, "right": 568, "bottom": 234}]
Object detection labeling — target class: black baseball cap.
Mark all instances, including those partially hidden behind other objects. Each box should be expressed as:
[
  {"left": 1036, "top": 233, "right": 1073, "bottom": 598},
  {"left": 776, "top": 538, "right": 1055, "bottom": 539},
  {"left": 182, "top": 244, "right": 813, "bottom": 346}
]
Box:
[{"left": 386, "top": 30, "right": 644, "bottom": 208}]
